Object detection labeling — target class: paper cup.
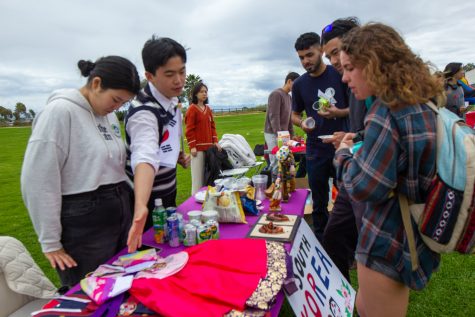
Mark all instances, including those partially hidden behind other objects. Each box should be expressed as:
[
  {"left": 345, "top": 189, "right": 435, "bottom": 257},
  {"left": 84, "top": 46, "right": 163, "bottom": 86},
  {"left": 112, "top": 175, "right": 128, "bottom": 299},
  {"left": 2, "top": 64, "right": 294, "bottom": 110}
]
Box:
[{"left": 304, "top": 117, "right": 315, "bottom": 129}]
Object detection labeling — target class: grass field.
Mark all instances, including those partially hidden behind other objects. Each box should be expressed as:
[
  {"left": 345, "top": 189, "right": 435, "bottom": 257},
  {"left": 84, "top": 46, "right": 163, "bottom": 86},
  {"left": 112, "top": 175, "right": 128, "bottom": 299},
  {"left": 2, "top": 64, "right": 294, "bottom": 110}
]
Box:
[{"left": 1, "top": 112, "right": 474, "bottom": 316}]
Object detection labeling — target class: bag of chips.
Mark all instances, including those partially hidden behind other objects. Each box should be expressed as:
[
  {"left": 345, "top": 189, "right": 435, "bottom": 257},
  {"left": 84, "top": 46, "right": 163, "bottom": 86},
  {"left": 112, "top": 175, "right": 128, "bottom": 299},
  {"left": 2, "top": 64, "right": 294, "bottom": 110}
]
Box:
[{"left": 202, "top": 187, "right": 247, "bottom": 223}]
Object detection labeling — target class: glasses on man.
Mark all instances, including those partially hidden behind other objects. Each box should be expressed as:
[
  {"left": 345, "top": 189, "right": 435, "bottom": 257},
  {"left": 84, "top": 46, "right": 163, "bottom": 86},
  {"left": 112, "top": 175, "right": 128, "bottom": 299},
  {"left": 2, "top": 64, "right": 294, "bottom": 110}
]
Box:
[
  {"left": 322, "top": 23, "right": 333, "bottom": 34},
  {"left": 320, "top": 23, "right": 333, "bottom": 45}
]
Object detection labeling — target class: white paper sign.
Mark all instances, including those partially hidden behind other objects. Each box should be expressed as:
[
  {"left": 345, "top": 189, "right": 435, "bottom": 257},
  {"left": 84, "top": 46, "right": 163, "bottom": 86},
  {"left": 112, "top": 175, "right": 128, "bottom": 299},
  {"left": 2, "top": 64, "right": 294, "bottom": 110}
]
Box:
[{"left": 286, "top": 220, "right": 356, "bottom": 317}]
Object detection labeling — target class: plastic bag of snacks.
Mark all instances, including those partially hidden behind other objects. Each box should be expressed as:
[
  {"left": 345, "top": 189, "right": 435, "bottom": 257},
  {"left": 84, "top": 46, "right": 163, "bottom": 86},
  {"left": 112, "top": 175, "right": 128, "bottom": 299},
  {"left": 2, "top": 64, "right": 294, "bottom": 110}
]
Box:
[{"left": 202, "top": 187, "right": 247, "bottom": 223}]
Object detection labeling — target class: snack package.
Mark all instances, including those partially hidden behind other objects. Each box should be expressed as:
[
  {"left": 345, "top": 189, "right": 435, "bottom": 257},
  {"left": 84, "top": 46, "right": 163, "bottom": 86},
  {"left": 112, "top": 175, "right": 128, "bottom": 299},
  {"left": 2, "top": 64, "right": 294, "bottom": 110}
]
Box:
[
  {"left": 244, "top": 184, "right": 255, "bottom": 200},
  {"left": 241, "top": 196, "right": 259, "bottom": 215},
  {"left": 203, "top": 187, "right": 247, "bottom": 223},
  {"left": 277, "top": 131, "right": 290, "bottom": 148}
]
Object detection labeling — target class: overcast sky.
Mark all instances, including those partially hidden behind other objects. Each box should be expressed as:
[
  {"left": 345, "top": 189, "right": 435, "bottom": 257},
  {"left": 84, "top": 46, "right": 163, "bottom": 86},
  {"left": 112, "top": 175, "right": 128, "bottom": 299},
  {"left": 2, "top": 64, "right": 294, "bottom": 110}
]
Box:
[{"left": 1, "top": 0, "right": 473, "bottom": 112}]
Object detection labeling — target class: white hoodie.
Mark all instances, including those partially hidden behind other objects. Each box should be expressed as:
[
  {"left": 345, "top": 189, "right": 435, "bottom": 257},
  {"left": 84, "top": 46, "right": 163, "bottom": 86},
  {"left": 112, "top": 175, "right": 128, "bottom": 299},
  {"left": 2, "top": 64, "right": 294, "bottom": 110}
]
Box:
[{"left": 21, "top": 89, "right": 128, "bottom": 253}]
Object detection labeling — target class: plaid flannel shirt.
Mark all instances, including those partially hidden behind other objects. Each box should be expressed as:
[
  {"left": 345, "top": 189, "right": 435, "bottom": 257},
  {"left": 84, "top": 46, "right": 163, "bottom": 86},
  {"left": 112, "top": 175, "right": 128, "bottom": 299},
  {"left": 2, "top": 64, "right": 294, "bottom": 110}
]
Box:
[{"left": 334, "top": 99, "right": 440, "bottom": 290}]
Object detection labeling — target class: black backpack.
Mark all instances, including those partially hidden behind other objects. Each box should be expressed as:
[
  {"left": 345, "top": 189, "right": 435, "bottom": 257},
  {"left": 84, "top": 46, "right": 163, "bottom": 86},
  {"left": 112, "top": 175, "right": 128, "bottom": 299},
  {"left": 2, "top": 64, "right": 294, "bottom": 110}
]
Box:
[{"left": 204, "top": 147, "right": 233, "bottom": 186}]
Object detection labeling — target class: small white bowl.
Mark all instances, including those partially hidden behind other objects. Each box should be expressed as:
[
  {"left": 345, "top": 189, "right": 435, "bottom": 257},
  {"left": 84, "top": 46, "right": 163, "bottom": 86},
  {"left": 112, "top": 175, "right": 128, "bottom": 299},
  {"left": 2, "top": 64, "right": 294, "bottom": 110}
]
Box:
[{"left": 187, "top": 210, "right": 202, "bottom": 222}]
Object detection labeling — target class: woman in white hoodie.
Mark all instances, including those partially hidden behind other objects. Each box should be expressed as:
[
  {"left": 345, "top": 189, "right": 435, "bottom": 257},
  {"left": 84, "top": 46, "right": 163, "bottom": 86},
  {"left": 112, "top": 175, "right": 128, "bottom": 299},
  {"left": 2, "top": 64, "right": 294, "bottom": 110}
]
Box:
[{"left": 21, "top": 56, "right": 141, "bottom": 287}]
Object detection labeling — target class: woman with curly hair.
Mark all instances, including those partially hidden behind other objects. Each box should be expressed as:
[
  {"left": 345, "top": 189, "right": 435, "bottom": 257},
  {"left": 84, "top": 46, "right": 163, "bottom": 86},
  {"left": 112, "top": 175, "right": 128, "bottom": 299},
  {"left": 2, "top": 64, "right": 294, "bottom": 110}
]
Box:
[{"left": 334, "top": 23, "right": 444, "bottom": 316}]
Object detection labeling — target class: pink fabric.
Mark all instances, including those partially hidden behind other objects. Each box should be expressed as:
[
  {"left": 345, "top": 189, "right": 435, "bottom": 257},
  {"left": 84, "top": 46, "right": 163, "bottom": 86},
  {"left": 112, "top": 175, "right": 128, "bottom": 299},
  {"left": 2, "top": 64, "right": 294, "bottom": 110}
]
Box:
[
  {"left": 130, "top": 239, "right": 268, "bottom": 317},
  {"left": 140, "top": 189, "right": 308, "bottom": 317}
]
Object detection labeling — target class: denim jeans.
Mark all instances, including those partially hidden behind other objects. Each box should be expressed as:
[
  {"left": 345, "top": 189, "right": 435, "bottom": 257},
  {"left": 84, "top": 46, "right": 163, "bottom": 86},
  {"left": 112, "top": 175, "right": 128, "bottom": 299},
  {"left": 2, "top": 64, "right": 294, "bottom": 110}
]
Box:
[
  {"left": 306, "top": 154, "right": 335, "bottom": 242},
  {"left": 322, "top": 187, "right": 365, "bottom": 281},
  {"left": 294, "top": 154, "right": 307, "bottom": 178},
  {"left": 58, "top": 182, "right": 132, "bottom": 287},
  {"left": 264, "top": 133, "right": 278, "bottom": 179}
]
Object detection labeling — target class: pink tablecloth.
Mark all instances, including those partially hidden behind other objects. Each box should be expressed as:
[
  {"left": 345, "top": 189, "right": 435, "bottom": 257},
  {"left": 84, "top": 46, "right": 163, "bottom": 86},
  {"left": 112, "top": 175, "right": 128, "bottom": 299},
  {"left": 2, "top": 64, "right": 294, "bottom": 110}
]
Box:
[{"left": 142, "top": 188, "right": 309, "bottom": 317}]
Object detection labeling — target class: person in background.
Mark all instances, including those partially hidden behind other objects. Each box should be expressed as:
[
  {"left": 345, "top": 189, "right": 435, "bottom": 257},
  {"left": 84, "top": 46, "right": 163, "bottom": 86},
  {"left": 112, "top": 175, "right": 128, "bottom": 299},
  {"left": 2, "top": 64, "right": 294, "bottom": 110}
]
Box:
[
  {"left": 336, "top": 23, "right": 442, "bottom": 316},
  {"left": 319, "top": 16, "right": 366, "bottom": 282},
  {"left": 443, "top": 62, "right": 465, "bottom": 117},
  {"left": 458, "top": 69, "right": 475, "bottom": 104},
  {"left": 291, "top": 32, "right": 349, "bottom": 241},
  {"left": 125, "top": 36, "right": 191, "bottom": 253},
  {"left": 185, "top": 82, "right": 221, "bottom": 195},
  {"left": 21, "top": 56, "right": 140, "bottom": 287},
  {"left": 264, "top": 72, "right": 300, "bottom": 174}
]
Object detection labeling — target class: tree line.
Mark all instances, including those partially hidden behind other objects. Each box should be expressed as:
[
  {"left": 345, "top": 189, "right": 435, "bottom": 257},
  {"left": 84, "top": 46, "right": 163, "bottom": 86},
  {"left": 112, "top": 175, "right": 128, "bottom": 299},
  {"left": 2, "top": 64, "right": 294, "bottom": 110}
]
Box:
[
  {"left": 116, "top": 73, "right": 204, "bottom": 121},
  {"left": 5, "top": 64, "right": 475, "bottom": 125},
  {"left": 0, "top": 102, "right": 35, "bottom": 125}
]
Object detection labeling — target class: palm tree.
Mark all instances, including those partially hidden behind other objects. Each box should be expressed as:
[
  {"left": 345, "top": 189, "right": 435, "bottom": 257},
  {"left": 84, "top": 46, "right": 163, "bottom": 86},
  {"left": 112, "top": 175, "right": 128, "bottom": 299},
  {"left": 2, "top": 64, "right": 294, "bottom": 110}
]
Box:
[
  {"left": 14, "top": 102, "right": 26, "bottom": 121},
  {"left": 182, "top": 74, "right": 202, "bottom": 104}
]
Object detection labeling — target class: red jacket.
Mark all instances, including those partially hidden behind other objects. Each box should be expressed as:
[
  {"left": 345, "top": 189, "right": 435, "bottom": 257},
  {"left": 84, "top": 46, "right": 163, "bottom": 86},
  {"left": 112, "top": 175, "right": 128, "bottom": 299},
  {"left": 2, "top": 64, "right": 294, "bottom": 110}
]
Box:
[{"left": 185, "top": 104, "right": 218, "bottom": 151}]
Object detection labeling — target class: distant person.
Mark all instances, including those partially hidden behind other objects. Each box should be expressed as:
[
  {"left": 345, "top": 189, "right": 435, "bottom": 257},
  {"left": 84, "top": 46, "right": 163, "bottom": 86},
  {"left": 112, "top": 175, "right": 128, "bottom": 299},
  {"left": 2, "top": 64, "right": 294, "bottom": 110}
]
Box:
[
  {"left": 458, "top": 69, "right": 475, "bottom": 104},
  {"left": 185, "top": 82, "right": 221, "bottom": 195},
  {"left": 336, "top": 23, "right": 442, "bottom": 316},
  {"left": 319, "top": 17, "right": 366, "bottom": 282},
  {"left": 291, "top": 32, "right": 349, "bottom": 241},
  {"left": 125, "top": 36, "right": 191, "bottom": 253},
  {"left": 264, "top": 72, "right": 300, "bottom": 173},
  {"left": 21, "top": 56, "right": 141, "bottom": 287},
  {"left": 443, "top": 62, "right": 465, "bottom": 117}
]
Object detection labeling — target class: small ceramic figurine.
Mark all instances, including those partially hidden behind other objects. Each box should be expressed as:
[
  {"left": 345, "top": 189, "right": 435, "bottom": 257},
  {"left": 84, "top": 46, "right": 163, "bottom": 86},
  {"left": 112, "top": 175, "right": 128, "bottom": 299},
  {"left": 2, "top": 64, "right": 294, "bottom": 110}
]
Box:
[
  {"left": 269, "top": 178, "right": 282, "bottom": 211},
  {"left": 269, "top": 146, "right": 296, "bottom": 209}
]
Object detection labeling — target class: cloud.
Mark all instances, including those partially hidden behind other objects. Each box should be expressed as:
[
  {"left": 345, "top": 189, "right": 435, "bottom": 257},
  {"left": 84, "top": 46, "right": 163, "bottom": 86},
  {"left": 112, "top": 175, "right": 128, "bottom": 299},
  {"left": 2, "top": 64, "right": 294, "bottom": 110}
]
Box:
[{"left": 0, "top": 0, "right": 474, "bottom": 111}]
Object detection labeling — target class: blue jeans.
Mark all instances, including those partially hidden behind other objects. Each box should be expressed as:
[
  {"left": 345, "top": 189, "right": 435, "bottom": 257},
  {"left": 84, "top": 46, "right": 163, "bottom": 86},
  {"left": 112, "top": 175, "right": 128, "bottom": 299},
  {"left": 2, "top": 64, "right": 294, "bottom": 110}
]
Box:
[
  {"left": 58, "top": 182, "right": 132, "bottom": 287},
  {"left": 322, "top": 187, "right": 365, "bottom": 281},
  {"left": 306, "top": 154, "right": 335, "bottom": 242}
]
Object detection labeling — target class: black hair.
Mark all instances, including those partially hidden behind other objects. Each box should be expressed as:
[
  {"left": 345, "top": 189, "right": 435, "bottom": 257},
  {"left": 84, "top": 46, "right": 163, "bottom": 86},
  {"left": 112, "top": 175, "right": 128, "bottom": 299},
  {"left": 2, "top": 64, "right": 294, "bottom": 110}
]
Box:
[
  {"left": 443, "top": 62, "right": 463, "bottom": 79},
  {"left": 321, "top": 17, "right": 360, "bottom": 46},
  {"left": 142, "top": 36, "right": 187, "bottom": 74},
  {"left": 191, "top": 82, "right": 208, "bottom": 104},
  {"left": 285, "top": 72, "right": 300, "bottom": 83},
  {"left": 78, "top": 56, "right": 140, "bottom": 94},
  {"left": 294, "top": 32, "right": 320, "bottom": 51}
]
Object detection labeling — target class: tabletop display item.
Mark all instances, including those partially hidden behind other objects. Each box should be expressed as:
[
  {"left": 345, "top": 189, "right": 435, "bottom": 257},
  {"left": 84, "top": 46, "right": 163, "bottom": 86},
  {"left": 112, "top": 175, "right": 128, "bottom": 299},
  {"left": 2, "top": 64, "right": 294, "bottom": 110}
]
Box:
[
  {"left": 247, "top": 213, "right": 301, "bottom": 242},
  {"left": 269, "top": 145, "right": 296, "bottom": 210},
  {"left": 202, "top": 187, "right": 247, "bottom": 223},
  {"left": 194, "top": 190, "right": 207, "bottom": 203}
]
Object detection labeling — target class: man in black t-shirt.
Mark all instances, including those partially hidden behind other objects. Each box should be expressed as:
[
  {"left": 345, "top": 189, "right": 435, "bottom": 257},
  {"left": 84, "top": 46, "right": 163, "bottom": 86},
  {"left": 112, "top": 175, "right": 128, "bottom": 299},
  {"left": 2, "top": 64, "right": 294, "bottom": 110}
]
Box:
[{"left": 291, "top": 32, "right": 349, "bottom": 242}]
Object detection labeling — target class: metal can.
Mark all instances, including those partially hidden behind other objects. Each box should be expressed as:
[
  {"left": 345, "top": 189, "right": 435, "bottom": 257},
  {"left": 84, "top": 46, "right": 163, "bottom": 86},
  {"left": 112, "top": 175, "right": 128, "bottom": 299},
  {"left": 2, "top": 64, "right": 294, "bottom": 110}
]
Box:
[
  {"left": 166, "top": 207, "right": 177, "bottom": 217},
  {"left": 183, "top": 223, "right": 197, "bottom": 246},
  {"left": 176, "top": 213, "right": 184, "bottom": 242},
  {"left": 197, "top": 224, "right": 211, "bottom": 244},
  {"left": 206, "top": 219, "right": 220, "bottom": 240},
  {"left": 167, "top": 214, "right": 180, "bottom": 247}
]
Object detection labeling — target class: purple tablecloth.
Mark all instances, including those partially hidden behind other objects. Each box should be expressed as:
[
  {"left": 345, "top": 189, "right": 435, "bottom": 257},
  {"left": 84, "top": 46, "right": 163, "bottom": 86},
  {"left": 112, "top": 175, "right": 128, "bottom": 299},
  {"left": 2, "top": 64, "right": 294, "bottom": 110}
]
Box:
[
  {"left": 142, "top": 188, "right": 309, "bottom": 317},
  {"left": 67, "top": 189, "right": 308, "bottom": 316}
]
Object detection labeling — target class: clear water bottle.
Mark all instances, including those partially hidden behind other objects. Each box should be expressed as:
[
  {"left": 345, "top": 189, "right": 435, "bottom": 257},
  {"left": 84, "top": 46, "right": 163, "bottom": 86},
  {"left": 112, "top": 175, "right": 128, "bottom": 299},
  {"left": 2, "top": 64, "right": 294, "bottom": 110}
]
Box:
[{"left": 152, "top": 198, "right": 167, "bottom": 244}]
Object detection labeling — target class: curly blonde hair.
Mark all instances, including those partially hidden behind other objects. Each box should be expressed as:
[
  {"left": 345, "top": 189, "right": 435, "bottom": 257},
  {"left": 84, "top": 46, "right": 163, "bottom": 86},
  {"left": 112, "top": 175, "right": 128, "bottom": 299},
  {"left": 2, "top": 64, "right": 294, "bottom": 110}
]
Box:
[{"left": 340, "top": 23, "right": 444, "bottom": 108}]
